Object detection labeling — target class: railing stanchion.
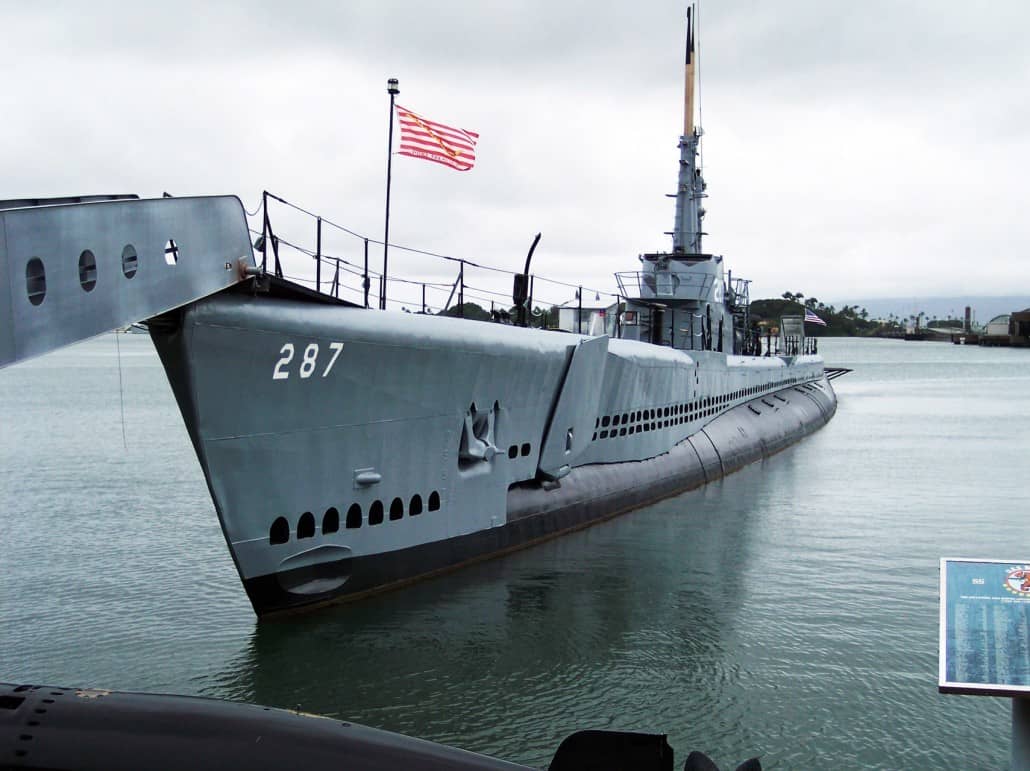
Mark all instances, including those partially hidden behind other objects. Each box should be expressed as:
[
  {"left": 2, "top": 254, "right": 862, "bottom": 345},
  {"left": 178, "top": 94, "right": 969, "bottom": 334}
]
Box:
[
  {"left": 331, "top": 258, "right": 341, "bottom": 299},
  {"left": 528, "top": 275, "right": 534, "bottom": 327},
  {"left": 260, "top": 191, "right": 269, "bottom": 274},
  {"left": 577, "top": 286, "right": 583, "bottom": 334},
  {"left": 363, "top": 239, "right": 370, "bottom": 309},
  {"left": 315, "top": 216, "right": 322, "bottom": 294}
]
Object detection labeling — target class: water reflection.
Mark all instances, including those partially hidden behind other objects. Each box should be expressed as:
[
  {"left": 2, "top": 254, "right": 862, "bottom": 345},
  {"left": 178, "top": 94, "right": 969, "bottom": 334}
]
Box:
[{"left": 212, "top": 472, "right": 763, "bottom": 765}]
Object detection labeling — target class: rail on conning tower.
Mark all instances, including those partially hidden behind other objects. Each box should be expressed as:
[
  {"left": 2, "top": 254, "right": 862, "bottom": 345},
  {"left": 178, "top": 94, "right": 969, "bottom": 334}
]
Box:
[{"left": 0, "top": 195, "right": 256, "bottom": 369}]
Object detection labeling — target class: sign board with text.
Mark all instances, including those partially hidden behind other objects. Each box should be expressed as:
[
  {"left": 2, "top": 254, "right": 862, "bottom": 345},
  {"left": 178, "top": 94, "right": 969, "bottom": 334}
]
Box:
[{"left": 940, "top": 558, "right": 1030, "bottom": 696}]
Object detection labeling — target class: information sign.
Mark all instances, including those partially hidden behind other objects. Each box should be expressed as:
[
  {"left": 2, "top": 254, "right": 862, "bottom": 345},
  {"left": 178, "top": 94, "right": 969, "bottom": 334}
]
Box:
[{"left": 940, "top": 558, "right": 1030, "bottom": 696}]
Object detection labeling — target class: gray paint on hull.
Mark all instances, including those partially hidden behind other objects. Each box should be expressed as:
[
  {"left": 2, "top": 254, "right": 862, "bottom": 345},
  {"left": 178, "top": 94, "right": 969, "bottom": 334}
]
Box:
[
  {"left": 149, "top": 285, "right": 836, "bottom": 616},
  {"left": 245, "top": 380, "right": 835, "bottom": 616}
]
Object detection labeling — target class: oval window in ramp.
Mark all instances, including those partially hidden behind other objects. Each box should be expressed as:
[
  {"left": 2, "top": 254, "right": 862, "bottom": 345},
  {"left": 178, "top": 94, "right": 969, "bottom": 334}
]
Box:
[
  {"left": 25, "top": 258, "right": 46, "bottom": 306},
  {"left": 78, "top": 250, "right": 97, "bottom": 292},
  {"left": 121, "top": 245, "right": 138, "bottom": 279}
]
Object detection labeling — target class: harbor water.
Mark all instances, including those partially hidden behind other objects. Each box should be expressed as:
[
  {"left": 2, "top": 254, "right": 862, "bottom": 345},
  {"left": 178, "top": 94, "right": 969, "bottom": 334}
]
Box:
[{"left": 1, "top": 335, "right": 1027, "bottom": 768}]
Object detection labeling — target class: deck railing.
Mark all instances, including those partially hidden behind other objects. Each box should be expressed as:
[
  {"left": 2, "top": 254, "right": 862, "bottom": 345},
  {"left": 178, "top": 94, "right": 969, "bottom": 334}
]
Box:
[{"left": 252, "top": 191, "right": 620, "bottom": 324}]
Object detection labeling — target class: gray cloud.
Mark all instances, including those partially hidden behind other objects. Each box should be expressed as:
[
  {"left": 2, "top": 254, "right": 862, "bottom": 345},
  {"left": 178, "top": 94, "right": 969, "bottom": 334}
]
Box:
[{"left": 3, "top": 0, "right": 1028, "bottom": 303}]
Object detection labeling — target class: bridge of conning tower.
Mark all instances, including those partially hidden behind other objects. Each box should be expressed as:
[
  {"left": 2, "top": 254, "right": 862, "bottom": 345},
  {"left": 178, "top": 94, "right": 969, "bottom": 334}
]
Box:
[{"left": 615, "top": 251, "right": 753, "bottom": 355}]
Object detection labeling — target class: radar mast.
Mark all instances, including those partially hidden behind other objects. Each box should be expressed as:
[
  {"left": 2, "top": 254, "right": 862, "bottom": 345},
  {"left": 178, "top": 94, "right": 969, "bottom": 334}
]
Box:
[{"left": 672, "top": 5, "right": 706, "bottom": 255}]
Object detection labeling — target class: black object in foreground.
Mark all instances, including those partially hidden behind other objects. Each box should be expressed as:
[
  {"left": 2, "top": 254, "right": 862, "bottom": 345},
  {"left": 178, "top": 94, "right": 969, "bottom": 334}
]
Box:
[{"left": 0, "top": 682, "right": 760, "bottom": 770}]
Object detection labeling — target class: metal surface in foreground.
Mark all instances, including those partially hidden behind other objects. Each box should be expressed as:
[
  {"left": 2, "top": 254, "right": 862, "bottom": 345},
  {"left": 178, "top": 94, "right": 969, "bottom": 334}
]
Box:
[{"left": 0, "top": 682, "right": 682, "bottom": 770}]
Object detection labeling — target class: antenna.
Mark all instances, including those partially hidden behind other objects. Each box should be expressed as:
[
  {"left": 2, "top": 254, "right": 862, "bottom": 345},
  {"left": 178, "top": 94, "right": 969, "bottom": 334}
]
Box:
[
  {"left": 683, "top": 6, "right": 695, "bottom": 137},
  {"left": 695, "top": 1, "right": 704, "bottom": 170},
  {"left": 672, "top": 3, "right": 706, "bottom": 255}
]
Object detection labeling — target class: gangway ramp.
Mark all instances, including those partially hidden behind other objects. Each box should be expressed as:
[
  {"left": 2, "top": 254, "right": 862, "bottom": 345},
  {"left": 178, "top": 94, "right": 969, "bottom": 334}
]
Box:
[{"left": 0, "top": 195, "right": 254, "bottom": 368}]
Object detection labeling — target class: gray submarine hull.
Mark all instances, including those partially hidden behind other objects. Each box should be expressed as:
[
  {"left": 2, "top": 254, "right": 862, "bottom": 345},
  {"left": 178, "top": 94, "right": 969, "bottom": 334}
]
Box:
[
  {"left": 149, "top": 287, "right": 836, "bottom": 617},
  {"left": 238, "top": 379, "right": 836, "bottom": 615}
]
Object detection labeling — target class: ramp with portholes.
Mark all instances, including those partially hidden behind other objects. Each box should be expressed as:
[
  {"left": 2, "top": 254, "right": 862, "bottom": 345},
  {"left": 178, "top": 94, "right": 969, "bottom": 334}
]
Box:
[{"left": 0, "top": 195, "right": 254, "bottom": 369}]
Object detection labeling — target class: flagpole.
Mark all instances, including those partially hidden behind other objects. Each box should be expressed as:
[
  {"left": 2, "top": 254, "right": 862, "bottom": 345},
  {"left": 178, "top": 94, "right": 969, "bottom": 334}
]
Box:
[{"left": 382, "top": 77, "right": 399, "bottom": 310}]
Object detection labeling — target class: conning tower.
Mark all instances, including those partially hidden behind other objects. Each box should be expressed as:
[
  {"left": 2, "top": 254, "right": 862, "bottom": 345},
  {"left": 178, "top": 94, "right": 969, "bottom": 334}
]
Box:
[{"left": 616, "top": 6, "right": 751, "bottom": 355}]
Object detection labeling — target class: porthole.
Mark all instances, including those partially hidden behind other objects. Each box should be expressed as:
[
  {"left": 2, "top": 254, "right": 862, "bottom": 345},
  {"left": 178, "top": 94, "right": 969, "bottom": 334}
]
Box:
[
  {"left": 323, "top": 507, "right": 339, "bottom": 534},
  {"left": 410, "top": 494, "right": 423, "bottom": 516},
  {"left": 78, "top": 250, "right": 97, "bottom": 292},
  {"left": 121, "top": 244, "right": 138, "bottom": 278},
  {"left": 428, "top": 491, "right": 441, "bottom": 511},
  {"left": 269, "top": 516, "right": 289, "bottom": 545},
  {"left": 25, "top": 258, "right": 46, "bottom": 306},
  {"left": 602, "top": 416, "right": 610, "bottom": 427},
  {"left": 389, "top": 497, "right": 404, "bottom": 521},
  {"left": 508, "top": 445, "right": 518, "bottom": 459},
  {"left": 369, "top": 500, "right": 384, "bottom": 525},
  {"left": 346, "top": 503, "right": 362, "bottom": 529},
  {"left": 297, "top": 511, "right": 315, "bottom": 539},
  {"left": 520, "top": 443, "right": 530, "bottom": 457}
]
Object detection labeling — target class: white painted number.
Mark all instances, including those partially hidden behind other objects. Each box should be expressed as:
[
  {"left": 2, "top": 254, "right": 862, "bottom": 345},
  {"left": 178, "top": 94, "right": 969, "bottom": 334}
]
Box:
[
  {"left": 972, "top": 578, "right": 985, "bottom": 585},
  {"left": 272, "top": 341, "right": 345, "bottom": 380},
  {"left": 324, "top": 342, "right": 344, "bottom": 377},
  {"left": 299, "top": 343, "right": 319, "bottom": 378},
  {"left": 272, "top": 343, "right": 294, "bottom": 380}
]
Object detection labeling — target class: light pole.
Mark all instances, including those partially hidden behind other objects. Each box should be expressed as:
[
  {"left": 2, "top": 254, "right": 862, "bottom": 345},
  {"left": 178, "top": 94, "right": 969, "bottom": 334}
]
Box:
[{"left": 382, "top": 77, "right": 399, "bottom": 310}]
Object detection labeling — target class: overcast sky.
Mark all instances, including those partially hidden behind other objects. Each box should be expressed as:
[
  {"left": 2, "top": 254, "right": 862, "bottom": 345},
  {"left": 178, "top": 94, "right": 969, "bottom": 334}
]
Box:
[{"left": 3, "top": 1, "right": 1028, "bottom": 310}]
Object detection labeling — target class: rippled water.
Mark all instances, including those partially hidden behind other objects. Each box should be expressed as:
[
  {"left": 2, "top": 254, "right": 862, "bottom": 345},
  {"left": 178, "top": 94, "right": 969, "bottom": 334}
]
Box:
[{"left": 2, "top": 335, "right": 1028, "bottom": 768}]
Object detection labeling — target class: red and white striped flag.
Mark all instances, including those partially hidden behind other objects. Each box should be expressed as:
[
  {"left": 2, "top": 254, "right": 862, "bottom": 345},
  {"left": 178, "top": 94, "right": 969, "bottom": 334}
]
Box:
[{"left": 395, "top": 104, "right": 478, "bottom": 171}]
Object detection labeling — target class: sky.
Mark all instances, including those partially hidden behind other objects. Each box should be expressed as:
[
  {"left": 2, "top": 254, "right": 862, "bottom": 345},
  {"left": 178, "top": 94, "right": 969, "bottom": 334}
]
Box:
[{"left": 3, "top": 0, "right": 1028, "bottom": 311}]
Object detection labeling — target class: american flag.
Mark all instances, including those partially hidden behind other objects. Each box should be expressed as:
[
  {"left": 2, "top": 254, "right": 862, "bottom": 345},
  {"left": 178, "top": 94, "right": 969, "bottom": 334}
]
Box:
[
  {"left": 804, "top": 308, "right": 827, "bottom": 326},
  {"left": 395, "top": 104, "right": 479, "bottom": 171}
]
